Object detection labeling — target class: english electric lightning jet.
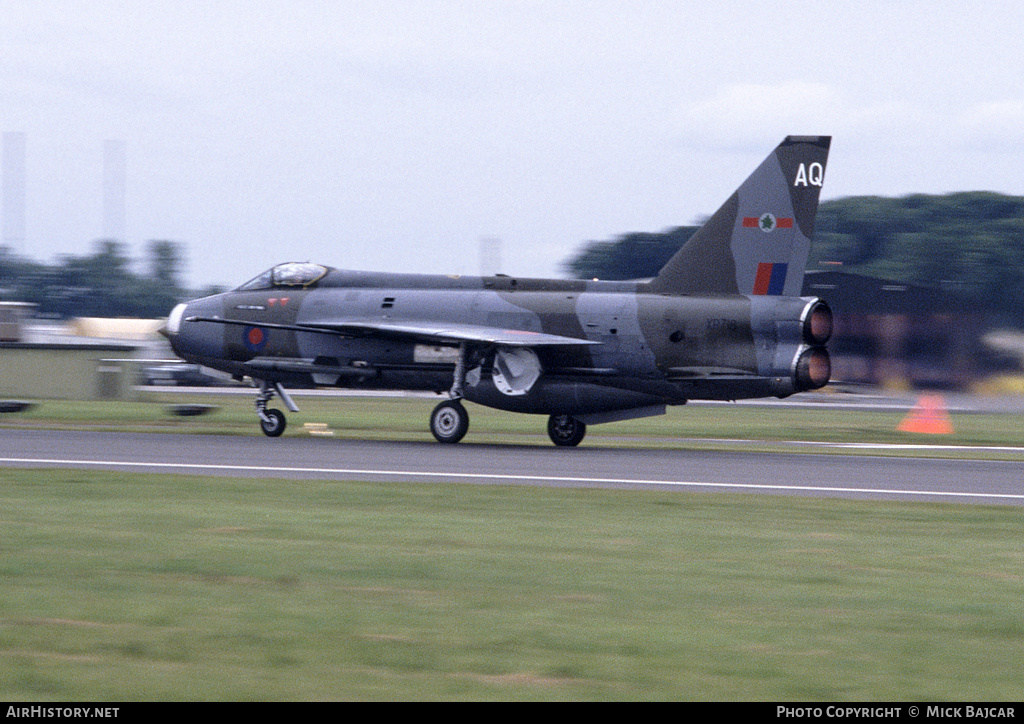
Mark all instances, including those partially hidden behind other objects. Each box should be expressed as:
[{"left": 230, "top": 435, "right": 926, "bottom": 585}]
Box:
[{"left": 162, "top": 135, "right": 833, "bottom": 446}]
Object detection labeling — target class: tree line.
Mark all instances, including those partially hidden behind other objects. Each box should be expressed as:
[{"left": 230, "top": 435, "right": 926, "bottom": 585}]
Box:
[
  {"left": 5, "top": 191, "right": 1024, "bottom": 325},
  {"left": 564, "top": 192, "right": 1024, "bottom": 328},
  {"left": 0, "top": 240, "right": 224, "bottom": 319}
]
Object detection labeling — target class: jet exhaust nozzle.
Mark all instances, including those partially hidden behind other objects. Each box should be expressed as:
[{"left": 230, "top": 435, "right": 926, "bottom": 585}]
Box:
[
  {"left": 794, "top": 346, "right": 831, "bottom": 391},
  {"left": 803, "top": 299, "right": 833, "bottom": 345}
]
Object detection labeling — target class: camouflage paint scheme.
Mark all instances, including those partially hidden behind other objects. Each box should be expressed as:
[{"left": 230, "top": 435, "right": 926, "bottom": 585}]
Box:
[{"left": 164, "top": 136, "right": 833, "bottom": 444}]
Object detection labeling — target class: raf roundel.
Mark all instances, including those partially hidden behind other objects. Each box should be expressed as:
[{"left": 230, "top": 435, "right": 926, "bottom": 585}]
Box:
[{"left": 244, "top": 326, "right": 268, "bottom": 353}]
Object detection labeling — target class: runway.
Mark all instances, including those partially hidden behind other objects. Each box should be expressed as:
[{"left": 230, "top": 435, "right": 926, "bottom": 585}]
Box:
[{"left": 2, "top": 429, "right": 1024, "bottom": 505}]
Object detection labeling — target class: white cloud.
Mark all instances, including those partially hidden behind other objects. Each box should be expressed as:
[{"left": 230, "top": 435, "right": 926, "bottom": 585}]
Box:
[
  {"left": 957, "top": 101, "right": 1024, "bottom": 151},
  {"left": 674, "top": 82, "right": 843, "bottom": 149},
  {"left": 673, "top": 82, "right": 937, "bottom": 151}
]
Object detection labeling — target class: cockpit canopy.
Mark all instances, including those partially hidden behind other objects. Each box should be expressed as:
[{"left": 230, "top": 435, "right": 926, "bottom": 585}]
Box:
[{"left": 235, "top": 262, "right": 329, "bottom": 291}]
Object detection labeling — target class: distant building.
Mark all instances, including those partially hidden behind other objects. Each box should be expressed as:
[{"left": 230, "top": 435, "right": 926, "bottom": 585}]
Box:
[
  {"left": 0, "top": 301, "right": 34, "bottom": 342},
  {"left": 0, "top": 308, "right": 161, "bottom": 400},
  {"left": 803, "top": 271, "right": 979, "bottom": 390}
]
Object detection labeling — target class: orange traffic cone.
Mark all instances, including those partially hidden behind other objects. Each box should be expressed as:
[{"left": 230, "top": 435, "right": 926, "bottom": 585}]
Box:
[{"left": 897, "top": 394, "right": 954, "bottom": 434}]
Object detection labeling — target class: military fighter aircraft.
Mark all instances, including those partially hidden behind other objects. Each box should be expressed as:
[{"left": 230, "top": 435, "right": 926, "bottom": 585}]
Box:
[{"left": 162, "top": 135, "right": 833, "bottom": 446}]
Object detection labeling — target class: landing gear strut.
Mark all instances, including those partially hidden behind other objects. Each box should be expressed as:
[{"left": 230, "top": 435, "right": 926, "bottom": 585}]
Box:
[
  {"left": 431, "top": 343, "right": 471, "bottom": 443},
  {"left": 255, "top": 380, "right": 299, "bottom": 437},
  {"left": 547, "top": 414, "right": 586, "bottom": 447}
]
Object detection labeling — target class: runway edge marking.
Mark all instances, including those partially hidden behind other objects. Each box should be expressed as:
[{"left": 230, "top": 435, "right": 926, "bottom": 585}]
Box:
[{"left": 2, "top": 457, "right": 1023, "bottom": 502}]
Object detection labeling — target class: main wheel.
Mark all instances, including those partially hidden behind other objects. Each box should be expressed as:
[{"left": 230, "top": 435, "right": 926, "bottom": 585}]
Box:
[
  {"left": 430, "top": 400, "right": 469, "bottom": 443},
  {"left": 547, "top": 414, "right": 586, "bottom": 447},
  {"left": 259, "top": 408, "right": 287, "bottom": 437}
]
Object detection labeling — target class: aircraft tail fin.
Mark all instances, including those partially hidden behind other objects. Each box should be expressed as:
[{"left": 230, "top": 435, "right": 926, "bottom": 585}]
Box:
[{"left": 647, "top": 135, "right": 831, "bottom": 296}]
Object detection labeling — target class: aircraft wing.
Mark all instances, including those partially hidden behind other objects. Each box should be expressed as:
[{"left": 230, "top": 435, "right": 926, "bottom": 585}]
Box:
[
  {"left": 319, "top": 318, "right": 597, "bottom": 347},
  {"left": 185, "top": 315, "right": 597, "bottom": 347}
]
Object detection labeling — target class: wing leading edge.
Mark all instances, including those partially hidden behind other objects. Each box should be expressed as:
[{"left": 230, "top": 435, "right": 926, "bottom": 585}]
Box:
[{"left": 184, "top": 315, "right": 598, "bottom": 348}]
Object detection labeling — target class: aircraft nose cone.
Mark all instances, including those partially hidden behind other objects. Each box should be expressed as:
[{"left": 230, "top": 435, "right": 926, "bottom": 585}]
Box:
[{"left": 164, "top": 303, "right": 187, "bottom": 337}]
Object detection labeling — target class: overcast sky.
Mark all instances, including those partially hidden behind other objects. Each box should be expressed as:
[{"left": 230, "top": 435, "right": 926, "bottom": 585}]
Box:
[{"left": 3, "top": 0, "right": 1024, "bottom": 288}]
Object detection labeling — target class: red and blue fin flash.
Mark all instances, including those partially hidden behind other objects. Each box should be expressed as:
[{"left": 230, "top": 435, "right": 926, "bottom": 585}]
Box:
[{"left": 753, "top": 262, "right": 788, "bottom": 295}]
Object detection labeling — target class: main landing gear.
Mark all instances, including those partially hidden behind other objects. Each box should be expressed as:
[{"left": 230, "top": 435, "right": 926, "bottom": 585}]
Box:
[
  {"left": 430, "top": 401, "right": 587, "bottom": 447},
  {"left": 547, "top": 414, "right": 587, "bottom": 447},
  {"left": 430, "top": 399, "right": 469, "bottom": 444},
  {"left": 430, "top": 342, "right": 587, "bottom": 446},
  {"left": 431, "top": 342, "right": 471, "bottom": 444}
]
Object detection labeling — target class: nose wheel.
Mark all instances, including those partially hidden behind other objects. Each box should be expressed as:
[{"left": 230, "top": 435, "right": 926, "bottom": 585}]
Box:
[
  {"left": 259, "top": 408, "right": 287, "bottom": 437},
  {"left": 254, "top": 380, "right": 298, "bottom": 437}
]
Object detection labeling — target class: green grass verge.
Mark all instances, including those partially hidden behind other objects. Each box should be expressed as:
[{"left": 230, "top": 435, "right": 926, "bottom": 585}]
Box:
[
  {"left": 3, "top": 393, "right": 1024, "bottom": 454},
  {"left": 1, "top": 467, "right": 1023, "bottom": 701}
]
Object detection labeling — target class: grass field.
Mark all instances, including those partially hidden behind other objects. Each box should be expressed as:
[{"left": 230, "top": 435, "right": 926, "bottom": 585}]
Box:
[
  {"left": 2, "top": 468, "right": 1024, "bottom": 701},
  {"left": 4, "top": 391, "right": 1024, "bottom": 452},
  {"left": 2, "top": 395, "right": 1024, "bottom": 700}
]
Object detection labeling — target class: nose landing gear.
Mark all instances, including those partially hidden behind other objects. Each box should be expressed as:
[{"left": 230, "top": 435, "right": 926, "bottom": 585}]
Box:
[
  {"left": 255, "top": 380, "right": 299, "bottom": 437},
  {"left": 259, "top": 408, "right": 287, "bottom": 437}
]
